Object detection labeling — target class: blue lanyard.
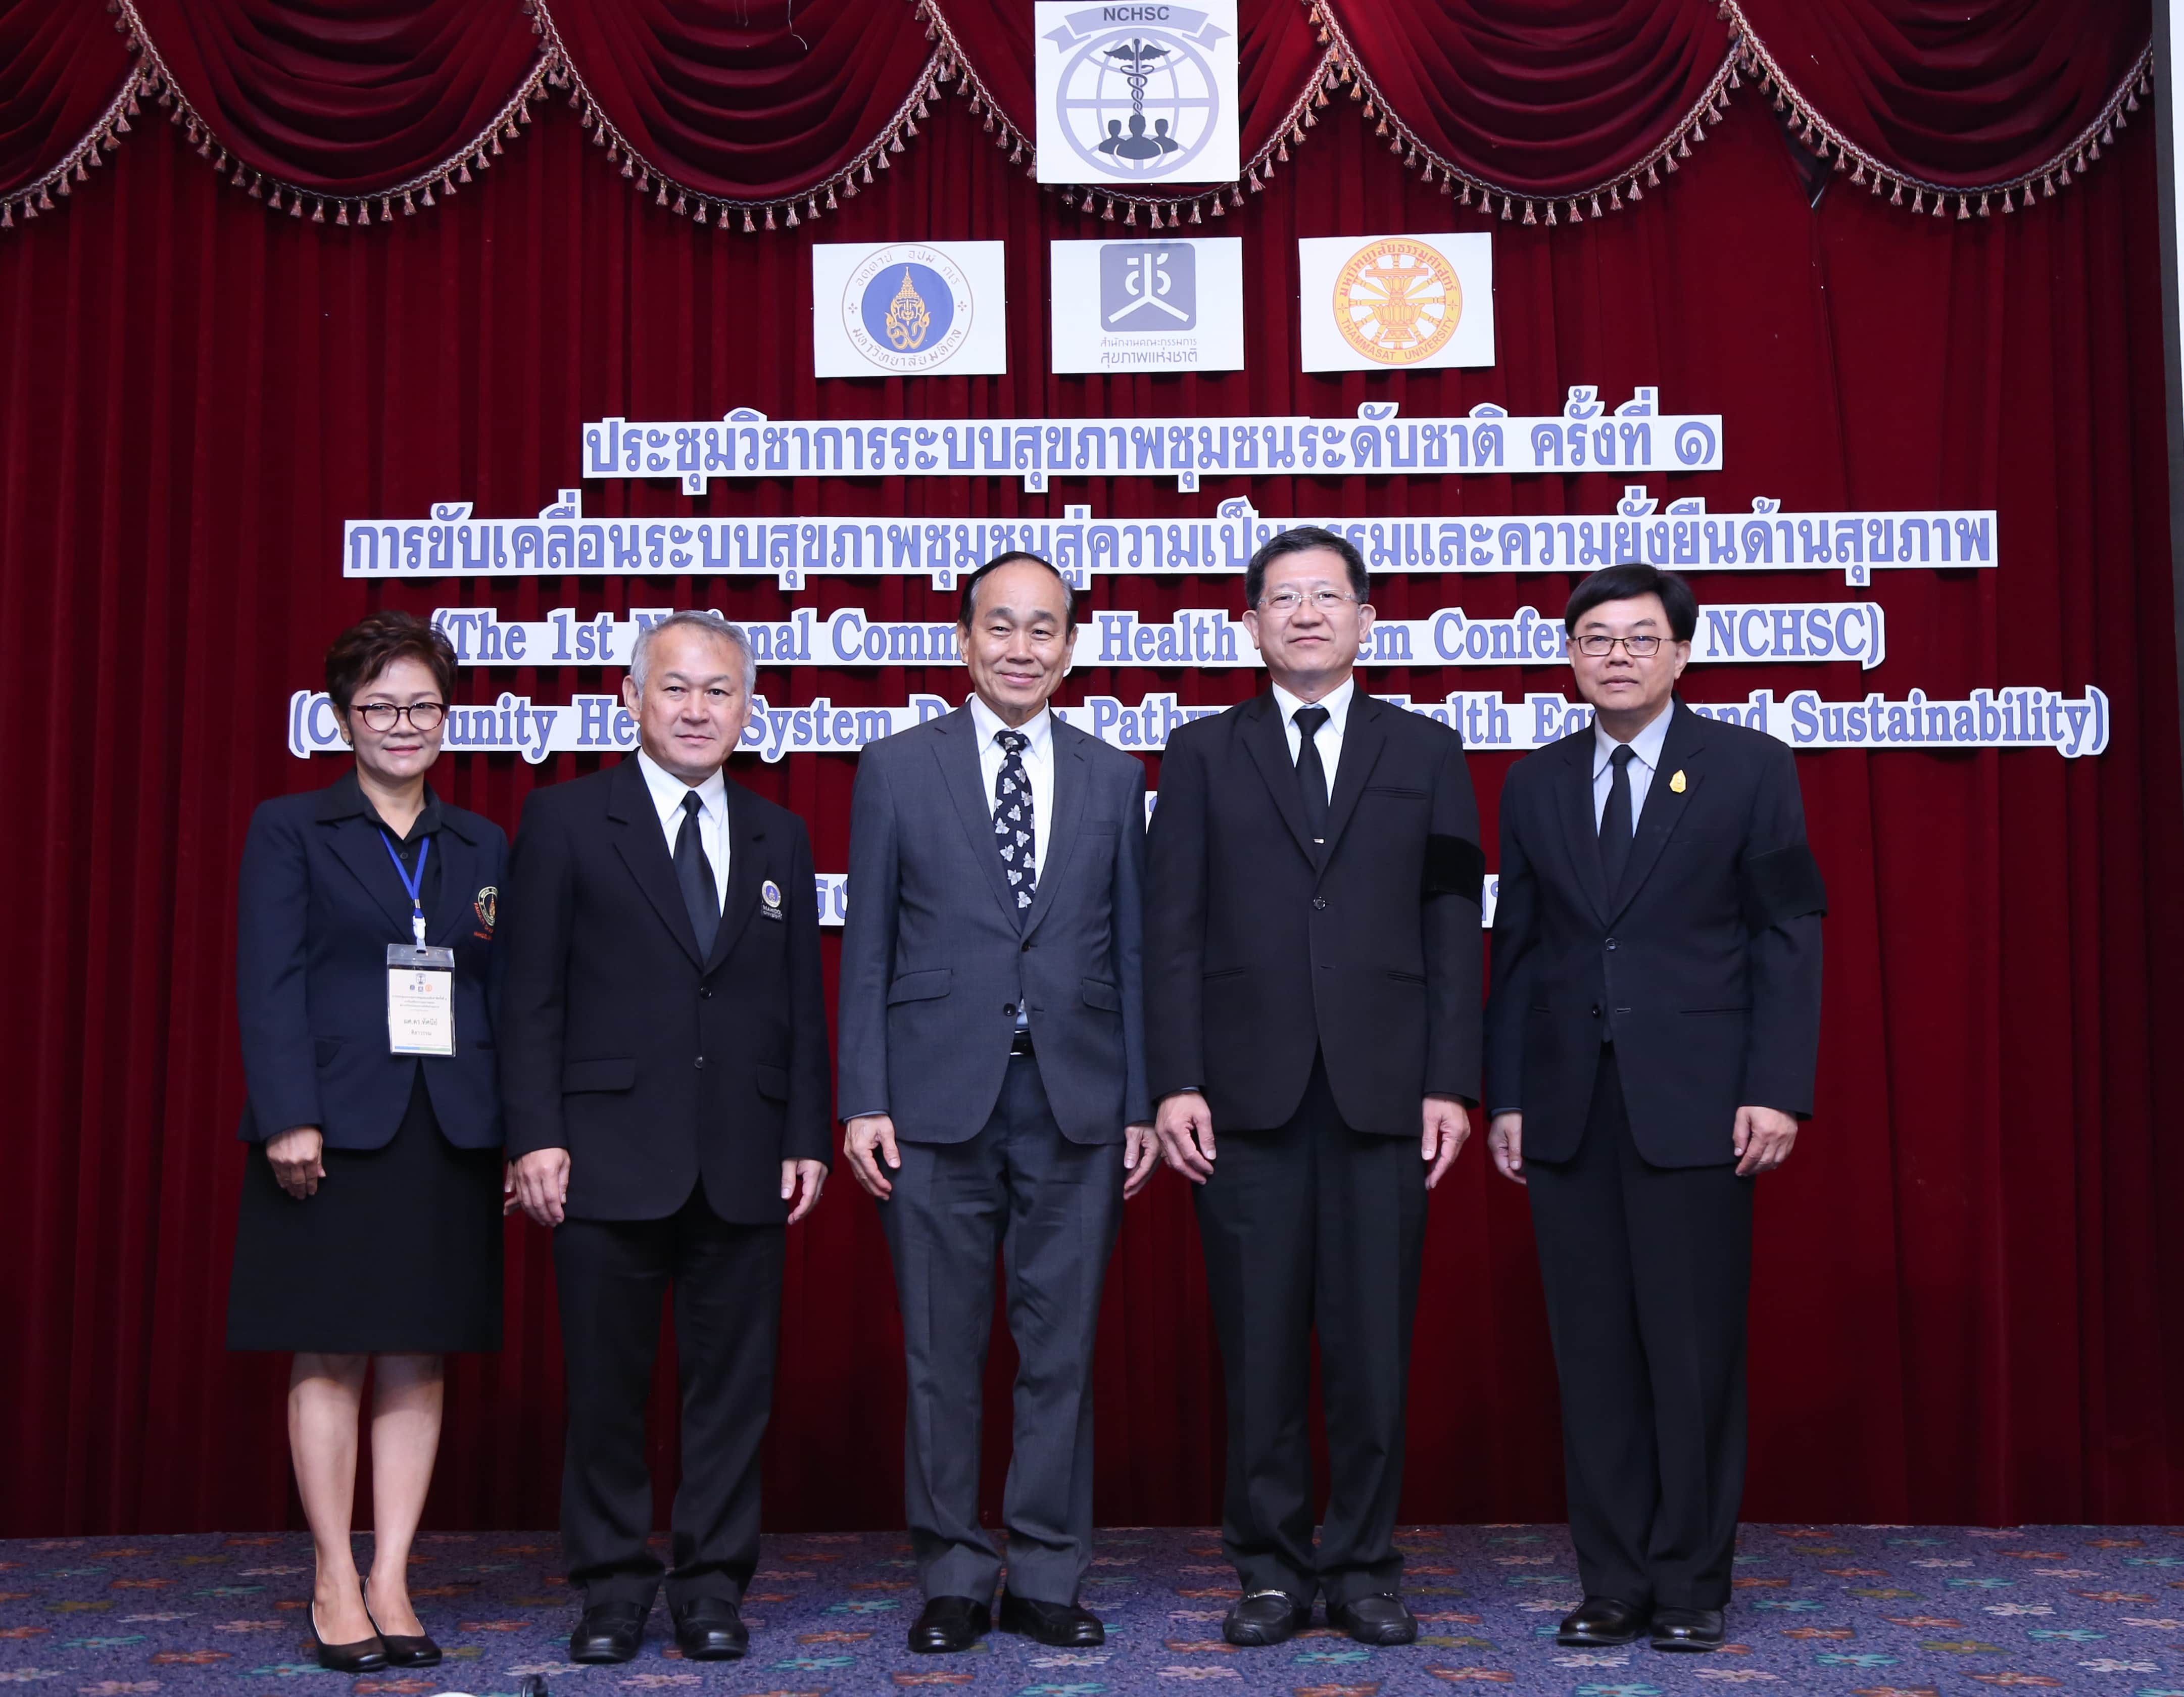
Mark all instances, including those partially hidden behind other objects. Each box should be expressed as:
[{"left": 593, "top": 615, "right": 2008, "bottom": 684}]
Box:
[{"left": 379, "top": 832, "right": 431, "bottom": 946}]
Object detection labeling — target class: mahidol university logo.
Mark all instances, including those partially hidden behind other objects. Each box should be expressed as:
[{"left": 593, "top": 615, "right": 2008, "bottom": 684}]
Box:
[
  {"left": 1037, "top": 5, "right": 1240, "bottom": 185},
  {"left": 842, "top": 245, "right": 977, "bottom": 373},
  {"left": 1332, "top": 237, "right": 1465, "bottom": 365}
]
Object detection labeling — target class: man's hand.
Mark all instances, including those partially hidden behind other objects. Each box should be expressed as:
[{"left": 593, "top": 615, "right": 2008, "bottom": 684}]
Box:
[
  {"left": 844, "top": 1114, "right": 901, "bottom": 1199},
  {"left": 781, "top": 1158, "right": 828, "bottom": 1223},
  {"left": 1155, "top": 1091, "right": 1216, "bottom": 1183},
  {"left": 1733, "top": 1105, "right": 1798, "bottom": 1177},
  {"left": 1123, "top": 1123, "right": 1161, "bottom": 1198},
  {"left": 509, "top": 1147, "right": 571, "bottom": 1226},
  {"left": 1487, "top": 1112, "right": 1525, "bottom": 1186},
  {"left": 1422, "top": 1096, "right": 1470, "bottom": 1189},
  {"left": 266, "top": 1127, "right": 325, "bottom": 1199}
]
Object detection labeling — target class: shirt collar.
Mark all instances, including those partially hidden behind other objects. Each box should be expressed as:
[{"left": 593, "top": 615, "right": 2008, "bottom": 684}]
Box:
[
  {"left": 967, "top": 692, "right": 1053, "bottom": 756},
  {"left": 320, "top": 766, "right": 444, "bottom": 842},
  {"left": 1593, "top": 700, "right": 1675, "bottom": 778},
  {"left": 636, "top": 747, "right": 727, "bottom": 820},
  {"left": 1271, "top": 674, "right": 1356, "bottom": 734}
]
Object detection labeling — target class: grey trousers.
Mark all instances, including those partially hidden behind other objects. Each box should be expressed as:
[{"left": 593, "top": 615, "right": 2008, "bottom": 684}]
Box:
[{"left": 880, "top": 1054, "right": 1125, "bottom": 1605}]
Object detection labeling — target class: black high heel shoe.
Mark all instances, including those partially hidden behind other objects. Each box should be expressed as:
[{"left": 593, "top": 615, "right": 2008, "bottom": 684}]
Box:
[
  {"left": 307, "top": 1601, "right": 387, "bottom": 1673},
  {"left": 363, "top": 1593, "right": 444, "bottom": 1668}
]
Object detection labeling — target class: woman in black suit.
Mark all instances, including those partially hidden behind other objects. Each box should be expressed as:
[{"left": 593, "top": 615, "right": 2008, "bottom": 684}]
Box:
[{"left": 227, "top": 611, "right": 505, "bottom": 1674}]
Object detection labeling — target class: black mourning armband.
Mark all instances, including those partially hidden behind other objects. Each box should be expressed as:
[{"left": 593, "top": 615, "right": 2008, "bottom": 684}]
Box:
[
  {"left": 1740, "top": 844, "right": 1828, "bottom": 929},
  {"left": 1424, "top": 834, "right": 1487, "bottom": 903}
]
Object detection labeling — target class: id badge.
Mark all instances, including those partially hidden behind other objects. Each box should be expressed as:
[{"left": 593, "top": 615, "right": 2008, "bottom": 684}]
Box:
[{"left": 386, "top": 944, "right": 457, "bottom": 1056}]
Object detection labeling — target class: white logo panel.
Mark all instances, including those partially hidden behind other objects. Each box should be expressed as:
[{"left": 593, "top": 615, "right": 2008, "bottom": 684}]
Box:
[
  {"left": 812, "top": 240, "right": 1008, "bottom": 378},
  {"left": 1297, "top": 232, "right": 1496, "bottom": 373},
  {"left": 1050, "top": 237, "right": 1244, "bottom": 372},
  {"left": 1035, "top": 3, "right": 1240, "bottom": 186}
]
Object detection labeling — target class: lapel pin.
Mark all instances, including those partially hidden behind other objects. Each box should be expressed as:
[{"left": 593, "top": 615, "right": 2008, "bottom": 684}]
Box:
[
  {"left": 761, "top": 879, "right": 782, "bottom": 911},
  {"left": 1669, "top": 769, "right": 1687, "bottom": 794}
]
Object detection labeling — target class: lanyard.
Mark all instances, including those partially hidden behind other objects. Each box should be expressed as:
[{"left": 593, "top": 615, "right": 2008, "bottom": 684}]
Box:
[{"left": 379, "top": 832, "right": 432, "bottom": 947}]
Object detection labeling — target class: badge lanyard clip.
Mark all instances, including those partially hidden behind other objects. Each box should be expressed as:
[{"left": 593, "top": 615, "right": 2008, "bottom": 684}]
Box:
[{"left": 380, "top": 832, "right": 431, "bottom": 947}]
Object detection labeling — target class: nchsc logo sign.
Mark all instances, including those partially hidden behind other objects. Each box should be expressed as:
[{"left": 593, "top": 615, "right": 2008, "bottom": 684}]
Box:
[
  {"left": 812, "top": 241, "right": 1009, "bottom": 378},
  {"left": 1035, "top": 3, "right": 1241, "bottom": 187}
]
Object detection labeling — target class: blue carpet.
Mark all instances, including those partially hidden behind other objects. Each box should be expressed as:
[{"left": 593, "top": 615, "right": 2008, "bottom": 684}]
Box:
[{"left": 3, "top": 1523, "right": 2180, "bottom": 1695}]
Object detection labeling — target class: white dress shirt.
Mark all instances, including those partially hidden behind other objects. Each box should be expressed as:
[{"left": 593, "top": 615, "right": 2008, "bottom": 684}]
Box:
[
  {"left": 636, "top": 748, "right": 730, "bottom": 909},
  {"left": 1591, "top": 702, "right": 1675, "bottom": 831},
  {"left": 968, "top": 694, "right": 1056, "bottom": 857},
  {"left": 1270, "top": 675, "right": 1356, "bottom": 800}
]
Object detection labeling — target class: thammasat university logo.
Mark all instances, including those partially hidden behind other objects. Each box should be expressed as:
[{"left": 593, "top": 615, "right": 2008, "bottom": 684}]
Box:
[
  {"left": 1333, "top": 237, "right": 1464, "bottom": 365},
  {"left": 1036, "top": 4, "right": 1241, "bottom": 185},
  {"left": 841, "top": 244, "right": 977, "bottom": 373}
]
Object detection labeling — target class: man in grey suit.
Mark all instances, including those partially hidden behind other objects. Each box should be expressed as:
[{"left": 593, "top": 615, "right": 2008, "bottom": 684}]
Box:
[{"left": 839, "top": 551, "right": 1159, "bottom": 1656}]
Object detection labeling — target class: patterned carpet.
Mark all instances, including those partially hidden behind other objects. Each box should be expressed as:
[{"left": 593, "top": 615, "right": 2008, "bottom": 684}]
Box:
[{"left": 3, "top": 1523, "right": 2180, "bottom": 1695}]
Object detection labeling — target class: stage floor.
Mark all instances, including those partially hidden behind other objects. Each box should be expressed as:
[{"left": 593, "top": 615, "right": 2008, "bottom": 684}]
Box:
[{"left": 2, "top": 1522, "right": 2177, "bottom": 1693}]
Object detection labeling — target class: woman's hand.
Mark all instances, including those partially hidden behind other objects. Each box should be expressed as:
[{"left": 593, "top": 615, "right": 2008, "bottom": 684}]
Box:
[{"left": 266, "top": 1126, "right": 326, "bottom": 1199}]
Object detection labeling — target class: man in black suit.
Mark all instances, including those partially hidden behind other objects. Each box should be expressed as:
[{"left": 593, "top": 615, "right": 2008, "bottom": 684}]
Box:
[
  {"left": 838, "top": 553, "right": 1157, "bottom": 1656},
  {"left": 1146, "top": 526, "right": 1484, "bottom": 1649},
  {"left": 1485, "top": 564, "right": 1825, "bottom": 1655},
  {"left": 501, "top": 610, "right": 832, "bottom": 1667}
]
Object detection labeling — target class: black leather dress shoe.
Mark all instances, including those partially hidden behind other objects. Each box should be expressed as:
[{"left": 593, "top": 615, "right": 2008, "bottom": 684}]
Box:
[
  {"left": 306, "top": 1603, "right": 386, "bottom": 1674},
  {"left": 1651, "top": 1605, "right": 1727, "bottom": 1652},
  {"left": 909, "top": 1595, "right": 991, "bottom": 1654},
  {"left": 1557, "top": 1596, "right": 1649, "bottom": 1647},
  {"left": 1222, "top": 1589, "right": 1312, "bottom": 1646},
  {"left": 1330, "top": 1593, "right": 1418, "bottom": 1645},
  {"left": 672, "top": 1596, "right": 749, "bottom": 1661},
  {"left": 569, "top": 1600, "right": 647, "bottom": 1664},
  {"left": 998, "top": 1591, "right": 1105, "bottom": 1646}
]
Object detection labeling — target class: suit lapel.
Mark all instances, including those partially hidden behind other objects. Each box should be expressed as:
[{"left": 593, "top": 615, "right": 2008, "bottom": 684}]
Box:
[
  {"left": 1022, "top": 726, "right": 1087, "bottom": 938},
  {"left": 1606, "top": 704, "right": 1707, "bottom": 925},
  {"left": 706, "top": 780, "right": 765, "bottom": 973},
  {"left": 323, "top": 813, "right": 422, "bottom": 941},
  {"left": 1558, "top": 734, "right": 1612, "bottom": 925},
  {"left": 935, "top": 708, "right": 1020, "bottom": 926},
  {"left": 607, "top": 756, "right": 706, "bottom": 971},
  {"left": 427, "top": 817, "right": 481, "bottom": 945},
  {"left": 1319, "top": 693, "right": 1388, "bottom": 875},
  {"left": 1241, "top": 692, "right": 1318, "bottom": 867}
]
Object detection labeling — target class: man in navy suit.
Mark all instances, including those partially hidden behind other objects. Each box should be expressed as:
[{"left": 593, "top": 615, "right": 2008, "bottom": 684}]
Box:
[
  {"left": 837, "top": 553, "right": 1156, "bottom": 1656},
  {"left": 501, "top": 611, "right": 831, "bottom": 1667},
  {"left": 1486, "top": 564, "right": 1825, "bottom": 1654}
]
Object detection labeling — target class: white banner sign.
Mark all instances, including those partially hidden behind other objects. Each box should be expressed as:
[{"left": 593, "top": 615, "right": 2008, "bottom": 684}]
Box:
[
  {"left": 1050, "top": 237, "right": 1244, "bottom": 372},
  {"left": 286, "top": 685, "right": 2108, "bottom": 764},
  {"left": 428, "top": 601, "right": 1888, "bottom": 672},
  {"left": 812, "top": 241, "right": 1008, "bottom": 378},
  {"left": 1298, "top": 232, "right": 1496, "bottom": 372},
  {"left": 1035, "top": 2, "right": 1240, "bottom": 186}
]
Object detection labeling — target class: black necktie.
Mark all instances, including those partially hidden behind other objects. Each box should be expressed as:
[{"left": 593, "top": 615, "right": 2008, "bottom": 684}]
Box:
[
  {"left": 1599, "top": 743, "right": 1636, "bottom": 895},
  {"left": 994, "top": 729, "right": 1037, "bottom": 919},
  {"left": 1293, "top": 705, "right": 1331, "bottom": 861},
  {"left": 675, "top": 790, "right": 720, "bottom": 957}
]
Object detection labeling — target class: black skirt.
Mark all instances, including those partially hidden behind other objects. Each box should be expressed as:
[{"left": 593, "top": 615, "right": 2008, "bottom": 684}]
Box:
[{"left": 227, "top": 1065, "right": 504, "bottom": 1353}]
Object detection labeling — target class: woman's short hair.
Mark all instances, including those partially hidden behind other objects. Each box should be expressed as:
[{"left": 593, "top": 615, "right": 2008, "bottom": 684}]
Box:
[{"left": 325, "top": 611, "right": 457, "bottom": 713}]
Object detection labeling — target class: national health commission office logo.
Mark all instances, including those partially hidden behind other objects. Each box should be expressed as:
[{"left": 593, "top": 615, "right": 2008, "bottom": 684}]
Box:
[
  {"left": 1296, "top": 231, "right": 1497, "bottom": 373},
  {"left": 1034, "top": 3, "right": 1242, "bottom": 187},
  {"left": 1049, "top": 237, "right": 1244, "bottom": 373},
  {"left": 811, "top": 240, "right": 1008, "bottom": 378}
]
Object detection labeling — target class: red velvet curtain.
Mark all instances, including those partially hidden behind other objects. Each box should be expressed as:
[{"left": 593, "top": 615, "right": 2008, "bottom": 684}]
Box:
[{"left": 0, "top": 3, "right": 2179, "bottom": 1539}]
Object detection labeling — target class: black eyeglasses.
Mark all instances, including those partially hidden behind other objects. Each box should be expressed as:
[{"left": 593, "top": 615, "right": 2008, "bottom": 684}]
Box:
[
  {"left": 352, "top": 701, "right": 448, "bottom": 732},
  {"left": 1572, "top": 635, "right": 1668, "bottom": 658}
]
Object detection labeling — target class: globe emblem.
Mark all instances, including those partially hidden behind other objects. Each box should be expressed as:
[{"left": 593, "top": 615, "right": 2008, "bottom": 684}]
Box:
[
  {"left": 1333, "top": 238, "right": 1464, "bottom": 365},
  {"left": 1056, "top": 28, "right": 1223, "bottom": 180}
]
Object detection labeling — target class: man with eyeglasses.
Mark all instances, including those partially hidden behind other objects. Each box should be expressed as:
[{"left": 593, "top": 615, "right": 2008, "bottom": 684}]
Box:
[
  {"left": 1146, "top": 526, "right": 1485, "bottom": 1649},
  {"left": 1484, "top": 564, "right": 1826, "bottom": 1656}
]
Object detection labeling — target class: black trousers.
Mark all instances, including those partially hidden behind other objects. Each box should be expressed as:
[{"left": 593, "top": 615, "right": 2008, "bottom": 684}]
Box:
[
  {"left": 1192, "top": 1054, "right": 1426, "bottom": 1608},
  {"left": 1524, "top": 1050, "right": 1754, "bottom": 1611},
  {"left": 880, "top": 1054, "right": 1123, "bottom": 1605},
  {"left": 552, "top": 1186, "right": 785, "bottom": 1611}
]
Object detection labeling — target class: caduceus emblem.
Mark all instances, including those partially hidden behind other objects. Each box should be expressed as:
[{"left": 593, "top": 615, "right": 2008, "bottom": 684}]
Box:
[{"left": 883, "top": 268, "right": 932, "bottom": 350}]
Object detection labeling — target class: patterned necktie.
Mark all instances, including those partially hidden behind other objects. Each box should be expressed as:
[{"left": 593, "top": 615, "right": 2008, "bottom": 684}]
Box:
[
  {"left": 1598, "top": 743, "right": 1636, "bottom": 895},
  {"left": 994, "top": 729, "right": 1037, "bottom": 918},
  {"left": 675, "top": 790, "right": 720, "bottom": 956},
  {"left": 1293, "top": 704, "right": 1332, "bottom": 862}
]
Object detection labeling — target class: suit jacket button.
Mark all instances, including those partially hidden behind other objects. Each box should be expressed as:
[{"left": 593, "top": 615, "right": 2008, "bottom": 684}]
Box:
[
  {"left": 694, "top": 1055, "right": 706, "bottom": 1069},
  {"left": 1605, "top": 938, "right": 1617, "bottom": 951},
  {"left": 1021, "top": 941, "right": 1033, "bottom": 953},
  {"left": 699, "top": 987, "right": 713, "bottom": 998},
  {"left": 1312, "top": 897, "right": 1328, "bottom": 910},
  {"left": 1589, "top": 1005, "right": 1601, "bottom": 1019},
  {"left": 1003, "top": 1003, "right": 1016, "bottom": 1016}
]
